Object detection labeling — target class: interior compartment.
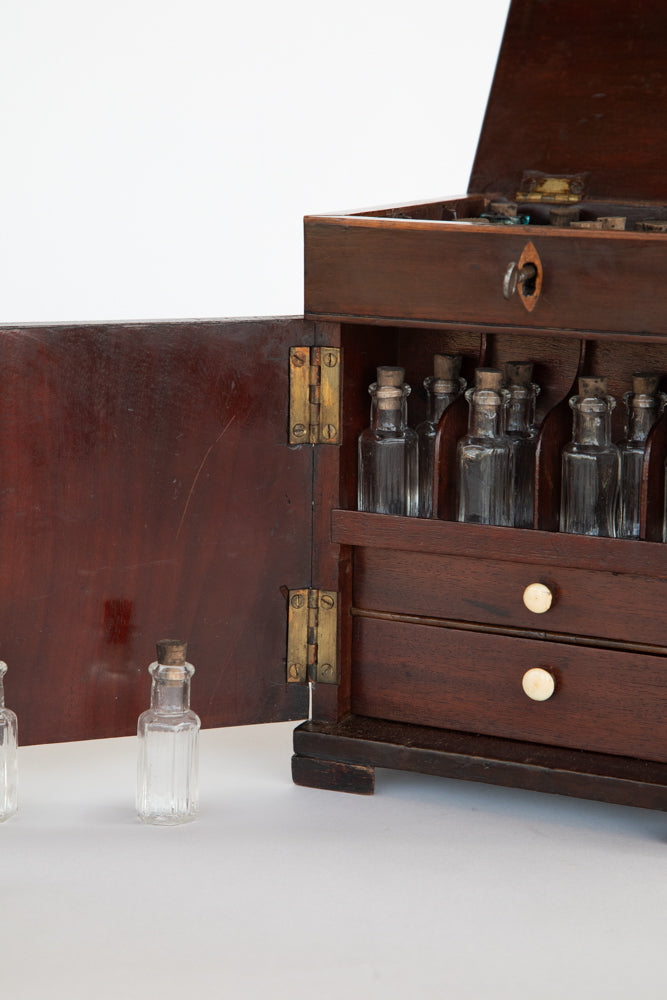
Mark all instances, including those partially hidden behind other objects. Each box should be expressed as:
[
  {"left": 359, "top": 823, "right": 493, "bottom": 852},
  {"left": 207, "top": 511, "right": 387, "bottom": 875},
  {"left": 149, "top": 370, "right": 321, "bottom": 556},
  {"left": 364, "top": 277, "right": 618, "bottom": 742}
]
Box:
[{"left": 340, "top": 323, "right": 667, "bottom": 541}]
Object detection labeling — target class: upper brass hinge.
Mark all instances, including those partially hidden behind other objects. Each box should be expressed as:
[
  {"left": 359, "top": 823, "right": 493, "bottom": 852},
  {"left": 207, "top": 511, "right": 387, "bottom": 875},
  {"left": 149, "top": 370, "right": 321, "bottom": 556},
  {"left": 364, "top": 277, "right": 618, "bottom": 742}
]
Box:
[
  {"left": 516, "top": 170, "right": 588, "bottom": 204},
  {"left": 286, "top": 588, "right": 338, "bottom": 684},
  {"left": 289, "top": 346, "right": 341, "bottom": 445}
]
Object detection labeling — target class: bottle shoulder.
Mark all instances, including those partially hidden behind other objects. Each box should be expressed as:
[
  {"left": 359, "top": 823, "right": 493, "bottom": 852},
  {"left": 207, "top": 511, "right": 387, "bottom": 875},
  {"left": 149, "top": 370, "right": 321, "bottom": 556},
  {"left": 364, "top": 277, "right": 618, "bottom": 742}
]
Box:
[{"left": 138, "top": 709, "right": 201, "bottom": 732}]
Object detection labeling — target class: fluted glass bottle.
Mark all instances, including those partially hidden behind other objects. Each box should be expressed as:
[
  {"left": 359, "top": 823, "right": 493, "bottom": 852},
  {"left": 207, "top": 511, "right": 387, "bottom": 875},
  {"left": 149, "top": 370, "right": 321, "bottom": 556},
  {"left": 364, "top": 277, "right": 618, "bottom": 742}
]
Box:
[
  {"left": 560, "top": 377, "right": 619, "bottom": 537},
  {"left": 358, "top": 366, "right": 418, "bottom": 516},
  {"left": 617, "top": 374, "right": 663, "bottom": 539},
  {"left": 137, "top": 640, "right": 200, "bottom": 825},
  {"left": 505, "top": 362, "right": 540, "bottom": 529},
  {"left": 0, "top": 661, "right": 18, "bottom": 823},
  {"left": 457, "top": 368, "right": 512, "bottom": 526},
  {"left": 417, "top": 354, "right": 465, "bottom": 518}
]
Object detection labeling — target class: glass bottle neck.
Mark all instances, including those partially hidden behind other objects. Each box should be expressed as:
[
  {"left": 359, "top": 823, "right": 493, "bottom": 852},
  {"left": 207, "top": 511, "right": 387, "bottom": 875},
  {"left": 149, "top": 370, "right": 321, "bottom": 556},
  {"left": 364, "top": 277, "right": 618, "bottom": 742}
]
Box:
[
  {"left": 0, "top": 661, "right": 6, "bottom": 709},
  {"left": 570, "top": 396, "right": 615, "bottom": 446},
  {"left": 150, "top": 663, "right": 193, "bottom": 713},
  {"left": 507, "top": 384, "right": 538, "bottom": 434},
  {"left": 624, "top": 393, "right": 660, "bottom": 443},
  {"left": 424, "top": 377, "right": 464, "bottom": 424},
  {"left": 466, "top": 387, "right": 507, "bottom": 438},
  {"left": 369, "top": 384, "right": 410, "bottom": 432}
]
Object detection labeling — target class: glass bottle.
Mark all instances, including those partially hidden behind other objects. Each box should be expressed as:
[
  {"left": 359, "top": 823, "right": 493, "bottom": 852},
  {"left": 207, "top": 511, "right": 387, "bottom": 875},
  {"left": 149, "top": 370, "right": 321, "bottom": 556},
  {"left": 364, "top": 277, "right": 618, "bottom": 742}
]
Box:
[
  {"left": 0, "top": 661, "right": 18, "bottom": 823},
  {"left": 416, "top": 353, "right": 466, "bottom": 517},
  {"left": 505, "top": 361, "right": 540, "bottom": 529},
  {"left": 617, "top": 373, "right": 663, "bottom": 539},
  {"left": 457, "top": 368, "right": 512, "bottom": 526},
  {"left": 137, "top": 640, "right": 200, "bottom": 825},
  {"left": 560, "top": 376, "right": 620, "bottom": 537},
  {"left": 358, "top": 365, "right": 418, "bottom": 516}
]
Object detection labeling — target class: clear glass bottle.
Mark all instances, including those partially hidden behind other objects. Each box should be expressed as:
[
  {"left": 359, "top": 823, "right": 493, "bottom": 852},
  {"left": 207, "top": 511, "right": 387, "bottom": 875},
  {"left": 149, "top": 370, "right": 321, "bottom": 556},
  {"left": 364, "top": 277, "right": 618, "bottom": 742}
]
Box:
[
  {"left": 0, "top": 661, "right": 18, "bottom": 823},
  {"left": 457, "top": 368, "right": 512, "bottom": 526},
  {"left": 560, "top": 376, "right": 620, "bottom": 537},
  {"left": 417, "top": 354, "right": 466, "bottom": 518},
  {"left": 358, "top": 365, "right": 419, "bottom": 516},
  {"left": 137, "top": 640, "right": 200, "bottom": 825},
  {"left": 505, "top": 361, "right": 540, "bottom": 529},
  {"left": 617, "top": 373, "right": 663, "bottom": 539}
]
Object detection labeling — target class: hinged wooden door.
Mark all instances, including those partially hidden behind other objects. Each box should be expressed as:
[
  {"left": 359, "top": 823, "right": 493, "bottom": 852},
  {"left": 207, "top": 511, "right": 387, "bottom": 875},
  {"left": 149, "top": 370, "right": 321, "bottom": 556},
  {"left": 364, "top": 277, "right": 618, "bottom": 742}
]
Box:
[{"left": 0, "top": 317, "right": 317, "bottom": 744}]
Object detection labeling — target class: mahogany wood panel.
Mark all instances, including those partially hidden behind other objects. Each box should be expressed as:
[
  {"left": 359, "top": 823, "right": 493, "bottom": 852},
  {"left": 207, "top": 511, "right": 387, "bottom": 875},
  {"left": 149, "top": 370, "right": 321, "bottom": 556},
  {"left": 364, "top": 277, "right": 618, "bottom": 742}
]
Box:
[
  {"left": 304, "top": 218, "right": 667, "bottom": 335},
  {"left": 0, "top": 318, "right": 311, "bottom": 744},
  {"left": 470, "top": 0, "right": 667, "bottom": 203},
  {"left": 293, "top": 717, "right": 667, "bottom": 810},
  {"left": 331, "top": 510, "right": 667, "bottom": 578},
  {"left": 350, "top": 616, "right": 667, "bottom": 764},
  {"left": 291, "top": 753, "right": 374, "bottom": 794},
  {"left": 351, "top": 545, "right": 667, "bottom": 649}
]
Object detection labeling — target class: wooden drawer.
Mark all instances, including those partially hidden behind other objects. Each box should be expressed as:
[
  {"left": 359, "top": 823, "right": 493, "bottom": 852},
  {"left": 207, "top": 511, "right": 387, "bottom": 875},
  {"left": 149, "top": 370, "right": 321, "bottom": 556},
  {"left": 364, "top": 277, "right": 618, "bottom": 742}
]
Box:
[
  {"left": 351, "top": 615, "right": 667, "bottom": 763},
  {"left": 352, "top": 545, "right": 667, "bottom": 649},
  {"left": 305, "top": 217, "right": 667, "bottom": 336}
]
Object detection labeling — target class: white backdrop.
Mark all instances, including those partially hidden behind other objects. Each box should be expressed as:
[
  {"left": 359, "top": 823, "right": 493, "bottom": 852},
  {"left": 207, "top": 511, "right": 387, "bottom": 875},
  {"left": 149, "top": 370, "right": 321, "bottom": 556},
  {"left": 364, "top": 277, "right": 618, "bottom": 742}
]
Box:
[{"left": 0, "top": 0, "right": 510, "bottom": 323}]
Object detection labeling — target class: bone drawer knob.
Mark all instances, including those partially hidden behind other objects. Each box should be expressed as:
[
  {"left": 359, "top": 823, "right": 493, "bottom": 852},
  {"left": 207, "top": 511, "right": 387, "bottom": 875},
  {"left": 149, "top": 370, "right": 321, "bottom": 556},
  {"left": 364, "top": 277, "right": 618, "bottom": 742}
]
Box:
[
  {"left": 523, "top": 582, "right": 553, "bottom": 614},
  {"left": 522, "top": 668, "right": 555, "bottom": 702}
]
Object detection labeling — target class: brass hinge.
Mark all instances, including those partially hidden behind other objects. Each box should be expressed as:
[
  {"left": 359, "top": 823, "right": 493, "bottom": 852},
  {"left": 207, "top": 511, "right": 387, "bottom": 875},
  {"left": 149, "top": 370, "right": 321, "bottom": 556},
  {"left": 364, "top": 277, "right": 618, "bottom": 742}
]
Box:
[
  {"left": 289, "top": 346, "right": 341, "bottom": 445},
  {"left": 286, "top": 589, "right": 338, "bottom": 684},
  {"left": 516, "top": 170, "right": 588, "bottom": 204}
]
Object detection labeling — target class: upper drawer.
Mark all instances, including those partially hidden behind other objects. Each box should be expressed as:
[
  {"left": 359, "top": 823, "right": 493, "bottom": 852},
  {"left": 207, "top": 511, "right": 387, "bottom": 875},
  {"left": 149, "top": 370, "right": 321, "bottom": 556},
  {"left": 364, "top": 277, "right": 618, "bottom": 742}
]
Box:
[{"left": 304, "top": 216, "right": 667, "bottom": 336}]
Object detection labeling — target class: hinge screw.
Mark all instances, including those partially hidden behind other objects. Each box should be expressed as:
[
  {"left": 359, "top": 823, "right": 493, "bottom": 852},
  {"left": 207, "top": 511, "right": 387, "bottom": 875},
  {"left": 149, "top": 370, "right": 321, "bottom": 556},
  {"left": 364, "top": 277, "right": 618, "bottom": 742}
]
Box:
[
  {"left": 320, "top": 594, "right": 335, "bottom": 610},
  {"left": 291, "top": 353, "right": 306, "bottom": 367},
  {"left": 319, "top": 663, "right": 334, "bottom": 680},
  {"left": 292, "top": 423, "right": 307, "bottom": 438},
  {"left": 323, "top": 352, "right": 338, "bottom": 368},
  {"left": 288, "top": 664, "right": 302, "bottom": 680},
  {"left": 321, "top": 424, "right": 337, "bottom": 441},
  {"left": 291, "top": 594, "right": 305, "bottom": 609}
]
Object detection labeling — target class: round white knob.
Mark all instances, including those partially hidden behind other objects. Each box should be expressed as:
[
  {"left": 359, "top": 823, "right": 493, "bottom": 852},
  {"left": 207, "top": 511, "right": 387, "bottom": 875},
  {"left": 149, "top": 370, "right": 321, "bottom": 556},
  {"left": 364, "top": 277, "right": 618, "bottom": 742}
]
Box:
[
  {"left": 522, "top": 667, "right": 555, "bottom": 702},
  {"left": 523, "top": 582, "right": 553, "bottom": 614}
]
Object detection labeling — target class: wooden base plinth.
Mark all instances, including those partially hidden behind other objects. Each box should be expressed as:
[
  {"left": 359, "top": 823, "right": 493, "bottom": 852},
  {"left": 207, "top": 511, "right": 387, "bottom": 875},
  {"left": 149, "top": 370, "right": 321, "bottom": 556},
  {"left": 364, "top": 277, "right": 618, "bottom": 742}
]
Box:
[{"left": 293, "top": 716, "right": 667, "bottom": 811}]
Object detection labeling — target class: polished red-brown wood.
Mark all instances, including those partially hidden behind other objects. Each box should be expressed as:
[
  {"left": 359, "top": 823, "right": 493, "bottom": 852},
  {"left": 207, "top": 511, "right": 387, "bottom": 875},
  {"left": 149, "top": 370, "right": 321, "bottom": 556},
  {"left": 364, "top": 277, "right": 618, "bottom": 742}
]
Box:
[{"left": 0, "top": 318, "right": 311, "bottom": 744}]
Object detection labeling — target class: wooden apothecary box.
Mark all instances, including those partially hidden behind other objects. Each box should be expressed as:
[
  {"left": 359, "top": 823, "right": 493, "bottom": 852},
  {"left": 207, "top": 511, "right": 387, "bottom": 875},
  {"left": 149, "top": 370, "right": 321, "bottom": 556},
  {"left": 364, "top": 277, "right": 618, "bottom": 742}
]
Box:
[{"left": 4, "top": 0, "right": 667, "bottom": 810}]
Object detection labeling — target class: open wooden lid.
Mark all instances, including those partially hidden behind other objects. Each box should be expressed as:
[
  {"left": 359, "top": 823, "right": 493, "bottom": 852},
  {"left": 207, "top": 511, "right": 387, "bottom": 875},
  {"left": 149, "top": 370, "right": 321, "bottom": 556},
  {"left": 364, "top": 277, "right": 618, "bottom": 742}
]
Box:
[{"left": 469, "top": 0, "right": 667, "bottom": 203}]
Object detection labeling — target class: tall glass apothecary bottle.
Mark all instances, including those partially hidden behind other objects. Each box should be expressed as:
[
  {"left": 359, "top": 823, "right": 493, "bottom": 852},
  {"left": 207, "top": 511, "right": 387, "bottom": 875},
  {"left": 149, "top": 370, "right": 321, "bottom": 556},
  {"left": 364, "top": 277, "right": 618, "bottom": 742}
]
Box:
[
  {"left": 137, "top": 640, "right": 200, "bottom": 825},
  {"left": 560, "top": 376, "right": 620, "bottom": 537},
  {"left": 505, "top": 361, "right": 540, "bottom": 529},
  {"left": 617, "top": 373, "right": 663, "bottom": 539},
  {"left": 457, "top": 368, "right": 512, "bottom": 526},
  {"left": 0, "top": 661, "right": 18, "bottom": 822},
  {"left": 358, "top": 366, "right": 418, "bottom": 516},
  {"left": 416, "top": 353, "right": 465, "bottom": 517}
]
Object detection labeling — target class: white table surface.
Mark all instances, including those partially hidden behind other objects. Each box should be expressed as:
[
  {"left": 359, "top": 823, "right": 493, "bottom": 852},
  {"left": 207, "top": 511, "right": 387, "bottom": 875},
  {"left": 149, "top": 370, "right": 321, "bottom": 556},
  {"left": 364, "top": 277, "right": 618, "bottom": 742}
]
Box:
[{"left": 3, "top": 720, "right": 666, "bottom": 999}]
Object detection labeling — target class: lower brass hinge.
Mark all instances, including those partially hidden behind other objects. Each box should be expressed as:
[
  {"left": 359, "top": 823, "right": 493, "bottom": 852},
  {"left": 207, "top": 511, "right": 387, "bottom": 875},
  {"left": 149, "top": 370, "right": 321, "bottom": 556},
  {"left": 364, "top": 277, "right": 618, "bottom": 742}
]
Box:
[
  {"left": 286, "top": 588, "right": 338, "bottom": 684},
  {"left": 516, "top": 170, "right": 588, "bottom": 204},
  {"left": 289, "top": 346, "right": 341, "bottom": 445}
]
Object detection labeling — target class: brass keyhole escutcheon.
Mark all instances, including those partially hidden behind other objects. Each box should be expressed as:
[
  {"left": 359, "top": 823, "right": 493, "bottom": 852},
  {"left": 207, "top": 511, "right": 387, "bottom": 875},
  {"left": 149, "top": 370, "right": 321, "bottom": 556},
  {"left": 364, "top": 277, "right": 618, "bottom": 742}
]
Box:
[
  {"left": 503, "top": 241, "right": 543, "bottom": 312},
  {"left": 522, "top": 667, "right": 556, "bottom": 702}
]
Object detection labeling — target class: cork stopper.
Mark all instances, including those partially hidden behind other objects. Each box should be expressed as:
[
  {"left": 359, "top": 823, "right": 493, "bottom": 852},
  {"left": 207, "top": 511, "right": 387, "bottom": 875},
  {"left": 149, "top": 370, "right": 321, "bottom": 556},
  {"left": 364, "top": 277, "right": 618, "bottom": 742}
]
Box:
[
  {"left": 637, "top": 220, "right": 667, "bottom": 233},
  {"left": 474, "top": 368, "right": 503, "bottom": 391},
  {"left": 578, "top": 376, "right": 608, "bottom": 398},
  {"left": 632, "top": 372, "right": 661, "bottom": 395},
  {"left": 489, "top": 201, "right": 518, "bottom": 218},
  {"left": 156, "top": 640, "right": 187, "bottom": 666},
  {"left": 597, "top": 216, "right": 627, "bottom": 231},
  {"left": 433, "top": 354, "right": 462, "bottom": 380},
  {"left": 376, "top": 366, "right": 404, "bottom": 388},
  {"left": 549, "top": 205, "right": 580, "bottom": 227},
  {"left": 504, "top": 361, "right": 534, "bottom": 386}
]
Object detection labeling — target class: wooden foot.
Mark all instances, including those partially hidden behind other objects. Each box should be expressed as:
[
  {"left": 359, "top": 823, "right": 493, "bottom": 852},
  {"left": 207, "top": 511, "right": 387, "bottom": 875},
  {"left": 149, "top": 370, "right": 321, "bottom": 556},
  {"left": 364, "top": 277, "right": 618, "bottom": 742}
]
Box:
[{"left": 291, "top": 753, "right": 375, "bottom": 795}]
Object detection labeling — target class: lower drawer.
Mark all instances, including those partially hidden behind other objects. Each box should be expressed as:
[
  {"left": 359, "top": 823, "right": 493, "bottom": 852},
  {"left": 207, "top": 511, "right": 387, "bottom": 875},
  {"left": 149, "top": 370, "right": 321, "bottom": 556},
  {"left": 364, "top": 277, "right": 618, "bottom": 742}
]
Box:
[{"left": 351, "top": 615, "right": 667, "bottom": 763}]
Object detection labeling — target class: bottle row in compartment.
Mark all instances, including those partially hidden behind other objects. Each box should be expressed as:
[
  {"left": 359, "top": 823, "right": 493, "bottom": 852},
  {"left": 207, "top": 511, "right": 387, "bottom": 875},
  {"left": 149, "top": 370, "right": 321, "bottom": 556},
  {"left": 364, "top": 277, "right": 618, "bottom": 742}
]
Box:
[{"left": 355, "top": 345, "right": 667, "bottom": 541}]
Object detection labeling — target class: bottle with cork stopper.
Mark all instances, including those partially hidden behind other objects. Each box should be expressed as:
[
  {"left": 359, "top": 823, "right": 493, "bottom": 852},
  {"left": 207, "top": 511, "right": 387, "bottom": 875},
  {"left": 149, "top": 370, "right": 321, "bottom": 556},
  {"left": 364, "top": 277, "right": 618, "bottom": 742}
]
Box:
[
  {"left": 560, "top": 376, "right": 620, "bottom": 537},
  {"left": 137, "top": 640, "right": 200, "bottom": 825},
  {"left": 617, "top": 373, "right": 665, "bottom": 539},
  {"left": 0, "top": 660, "right": 18, "bottom": 822},
  {"left": 505, "top": 361, "right": 540, "bottom": 529},
  {"left": 456, "top": 368, "right": 512, "bottom": 526},
  {"left": 357, "top": 365, "right": 418, "bottom": 516},
  {"left": 417, "top": 354, "right": 466, "bottom": 518}
]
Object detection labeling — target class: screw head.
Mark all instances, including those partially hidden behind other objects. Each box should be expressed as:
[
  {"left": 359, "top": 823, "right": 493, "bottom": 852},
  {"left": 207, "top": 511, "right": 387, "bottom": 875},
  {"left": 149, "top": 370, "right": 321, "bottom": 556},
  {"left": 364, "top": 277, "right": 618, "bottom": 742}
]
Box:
[
  {"left": 321, "top": 424, "right": 337, "bottom": 441},
  {"left": 291, "top": 594, "right": 305, "bottom": 609},
  {"left": 291, "top": 352, "right": 306, "bottom": 367},
  {"left": 320, "top": 594, "right": 335, "bottom": 610},
  {"left": 319, "top": 663, "right": 334, "bottom": 680},
  {"left": 292, "top": 423, "right": 307, "bottom": 438},
  {"left": 323, "top": 352, "right": 338, "bottom": 368}
]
